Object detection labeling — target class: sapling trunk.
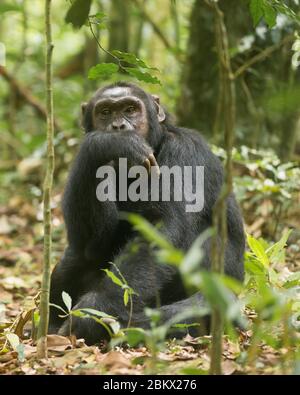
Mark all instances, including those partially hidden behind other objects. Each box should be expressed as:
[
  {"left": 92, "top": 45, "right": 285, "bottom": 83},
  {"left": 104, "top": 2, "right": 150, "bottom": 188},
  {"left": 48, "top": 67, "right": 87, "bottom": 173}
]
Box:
[
  {"left": 206, "top": 0, "right": 236, "bottom": 375},
  {"left": 37, "top": 0, "right": 55, "bottom": 359}
]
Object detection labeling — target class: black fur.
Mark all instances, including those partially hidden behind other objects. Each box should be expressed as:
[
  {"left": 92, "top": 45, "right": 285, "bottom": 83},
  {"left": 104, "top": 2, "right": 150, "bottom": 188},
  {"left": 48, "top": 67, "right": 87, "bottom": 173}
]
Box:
[{"left": 49, "top": 82, "right": 245, "bottom": 345}]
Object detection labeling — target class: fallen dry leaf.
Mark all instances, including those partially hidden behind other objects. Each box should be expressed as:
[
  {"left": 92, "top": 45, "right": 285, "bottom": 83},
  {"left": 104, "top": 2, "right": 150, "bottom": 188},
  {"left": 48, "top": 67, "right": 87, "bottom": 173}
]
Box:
[{"left": 46, "top": 334, "right": 73, "bottom": 351}]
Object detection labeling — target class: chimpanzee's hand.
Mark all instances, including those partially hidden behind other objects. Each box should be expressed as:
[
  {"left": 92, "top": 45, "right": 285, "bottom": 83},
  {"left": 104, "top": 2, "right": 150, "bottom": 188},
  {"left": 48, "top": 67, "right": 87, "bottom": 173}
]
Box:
[
  {"left": 86, "top": 131, "right": 160, "bottom": 176},
  {"left": 119, "top": 132, "right": 160, "bottom": 175}
]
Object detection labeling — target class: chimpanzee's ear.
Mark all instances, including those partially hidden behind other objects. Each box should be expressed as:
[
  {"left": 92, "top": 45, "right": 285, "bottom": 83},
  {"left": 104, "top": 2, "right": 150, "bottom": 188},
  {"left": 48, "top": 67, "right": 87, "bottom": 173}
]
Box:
[
  {"left": 81, "top": 102, "right": 88, "bottom": 128},
  {"left": 81, "top": 102, "right": 88, "bottom": 117},
  {"left": 152, "top": 95, "right": 166, "bottom": 123}
]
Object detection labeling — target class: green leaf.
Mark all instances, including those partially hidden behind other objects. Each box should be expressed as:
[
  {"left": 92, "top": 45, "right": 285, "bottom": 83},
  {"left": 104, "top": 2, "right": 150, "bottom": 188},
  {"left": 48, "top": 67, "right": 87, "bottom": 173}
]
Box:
[
  {"left": 89, "top": 12, "right": 107, "bottom": 29},
  {"left": 262, "top": 2, "right": 277, "bottom": 28},
  {"left": 266, "top": 229, "right": 292, "bottom": 263},
  {"left": 200, "top": 272, "right": 234, "bottom": 315},
  {"left": 124, "top": 67, "right": 161, "bottom": 85},
  {"left": 103, "top": 269, "right": 124, "bottom": 287},
  {"left": 89, "top": 12, "right": 107, "bottom": 20},
  {"left": 249, "top": 0, "right": 278, "bottom": 28},
  {"left": 62, "top": 291, "right": 72, "bottom": 312},
  {"left": 65, "top": 0, "right": 92, "bottom": 29},
  {"left": 123, "top": 328, "right": 146, "bottom": 347},
  {"left": 111, "top": 50, "right": 158, "bottom": 70},
  {"left": 181, "top": 229, "right": 212, "bottom": 275},
  {"left": 49, "top": 303, "right": 68, "bottom": 316},
  {"left": 250, "top": 0, "right": 264, "bottom": 26},
  {"left": 283, "top": 272, "right": 300, "bottom": 289},
  {"left": 247, "top": 234, "right": 269, "bottom": 267},
  {"left": 245, "top": 257, "right": 266, "bottom": 276},
  {"left": 88, "top": 63, "right": 119, "bottom": 80},
  {"left": 124, "top": 289, "right": 129, "bottom": 306},
  {"left": 72, "top": 308, "right": 115, "bottom": 319}
]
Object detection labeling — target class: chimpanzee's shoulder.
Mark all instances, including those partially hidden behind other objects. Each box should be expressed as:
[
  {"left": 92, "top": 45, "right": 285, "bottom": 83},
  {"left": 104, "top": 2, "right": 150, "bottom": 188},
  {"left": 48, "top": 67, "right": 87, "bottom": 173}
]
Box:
[{"left": 164, "top": 124, "right": 214, "bottom": 152}]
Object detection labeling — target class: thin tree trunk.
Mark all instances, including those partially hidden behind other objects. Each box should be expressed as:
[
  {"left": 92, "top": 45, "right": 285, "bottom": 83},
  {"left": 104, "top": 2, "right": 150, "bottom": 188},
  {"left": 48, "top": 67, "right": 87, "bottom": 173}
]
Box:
[
  {"left": 106, "top": 0, "right": 130, "bottom": 63},
  {"left": 37, "top": 0, "right": 55, "bottom": 359},
  {"left": 206, "top": 0, "right": 236, "bottom": 375},
  {"left": 132, "top": 0, "right": 146, "bottom": 55}
]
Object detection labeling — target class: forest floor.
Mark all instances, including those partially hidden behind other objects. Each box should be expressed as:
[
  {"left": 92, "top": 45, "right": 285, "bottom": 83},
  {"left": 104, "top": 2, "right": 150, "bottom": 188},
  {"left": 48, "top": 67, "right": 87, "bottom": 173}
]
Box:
[{"left": 0, "top": 187, "right": 300, "bottom": 375}]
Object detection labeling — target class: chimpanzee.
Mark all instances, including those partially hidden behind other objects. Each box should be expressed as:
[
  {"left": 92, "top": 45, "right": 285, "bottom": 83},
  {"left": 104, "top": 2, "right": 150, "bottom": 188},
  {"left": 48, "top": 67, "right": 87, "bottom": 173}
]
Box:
[{"left": 49, "top": 81, "right": 245, "bottom": 345}]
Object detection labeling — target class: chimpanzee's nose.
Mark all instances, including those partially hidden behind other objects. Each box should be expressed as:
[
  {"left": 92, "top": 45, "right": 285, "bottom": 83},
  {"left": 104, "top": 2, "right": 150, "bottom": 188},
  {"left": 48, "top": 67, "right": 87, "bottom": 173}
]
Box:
[{"left": 112, "top": 119, "right": 126, "bottom": 130}]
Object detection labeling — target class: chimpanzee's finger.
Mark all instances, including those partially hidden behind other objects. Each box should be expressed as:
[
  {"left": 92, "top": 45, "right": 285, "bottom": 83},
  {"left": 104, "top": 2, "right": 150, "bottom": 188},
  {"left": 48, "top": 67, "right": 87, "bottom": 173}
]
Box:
[
  {"left": 143, "top": 158, "right": 151, "bottom": 174},
  {"left": 148, "top": 153, "right": 160, "bottom": 177}
]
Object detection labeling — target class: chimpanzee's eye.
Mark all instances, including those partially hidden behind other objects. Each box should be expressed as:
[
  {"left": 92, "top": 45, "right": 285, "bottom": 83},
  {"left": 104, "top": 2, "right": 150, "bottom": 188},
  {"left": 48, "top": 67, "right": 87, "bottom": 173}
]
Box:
[
  {"left": 101, "top": 108, "right": 111, "bottom": 116},
  {"left": 125, "top": 106, "right": 135, "bottom": 114}
]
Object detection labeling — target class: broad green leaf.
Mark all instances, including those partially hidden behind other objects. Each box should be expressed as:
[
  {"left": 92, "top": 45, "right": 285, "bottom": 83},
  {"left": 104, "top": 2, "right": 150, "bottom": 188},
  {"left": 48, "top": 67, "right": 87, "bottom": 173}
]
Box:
[
  {"left": 103, "top": 269, "right": 124, "bottom": 287},
  {"left": 124, "top": 67, "right": 161, "bottom": 85},
  {"left": 249, "top": 0, "right": 264, "bottom": 26},
  {"left": 123, "top": 328, "right": 146, "bottom": 347},
  {"left": 89, "top": 12, "right": 107, "bottom": 29},
  {"left": 262, "top": 2, "right": 277, "bottom": 28},
  {"left": 65, "top": 0, "right": 92, "bottom": 29},
  {"left": 111, "top": 50, "right": 158, "bottom": 70},
  {"left": 283, "top": 272, "right": 300, "bottom": 289},
  {"left": 266, "top": 229, "right": 292, "bottom": 263},
  {"left": 245, "top": 257, "right": 266, "bottom": 276},
  {"left": 62, "top": 291, "right": 72, "bottom": 311},
  {"left": 89, "top": 12, "right": 107, "bottom": 20},
  {"left": 200, "top": 272, "right": 233, "bottom": 315},
  {"left": 247, "top": 234, "right": 269, "bottom": 267},
  {"left": 88, "top": 63, "right": 119, "bottom": 80},
  {"left": 181, "top": 229, "right": 212, "bottom": 275},
  {"left": 124, "top": 289, "right": 129, "bottom": 306}
]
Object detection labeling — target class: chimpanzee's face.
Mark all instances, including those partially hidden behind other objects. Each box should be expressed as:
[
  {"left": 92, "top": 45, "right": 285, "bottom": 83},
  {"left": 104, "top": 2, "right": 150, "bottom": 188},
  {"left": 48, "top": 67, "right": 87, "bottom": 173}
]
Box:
[{"left": 92, "top": 87, "right": 149, "bottom": 137}]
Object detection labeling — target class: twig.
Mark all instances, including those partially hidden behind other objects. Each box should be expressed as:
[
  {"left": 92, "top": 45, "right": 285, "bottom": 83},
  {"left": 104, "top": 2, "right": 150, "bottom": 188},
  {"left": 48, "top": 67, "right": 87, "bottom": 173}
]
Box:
[{"left": 233, "top": 34, "right": 294, "bottom": 79}]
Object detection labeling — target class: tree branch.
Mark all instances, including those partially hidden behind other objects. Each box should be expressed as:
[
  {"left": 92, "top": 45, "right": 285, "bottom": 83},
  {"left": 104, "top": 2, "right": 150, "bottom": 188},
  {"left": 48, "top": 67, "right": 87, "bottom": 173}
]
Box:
[{"left": 233, "top": 34, "right": 294, "bottom": 79}]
